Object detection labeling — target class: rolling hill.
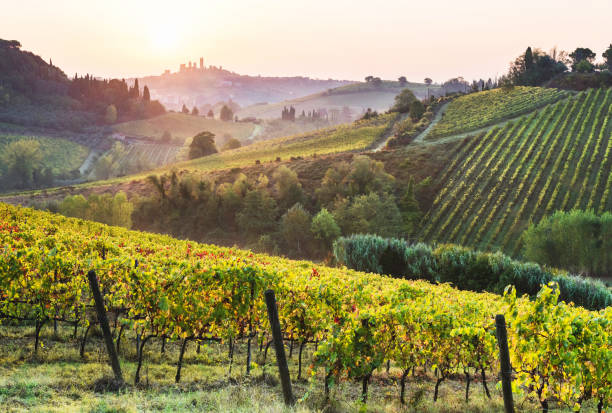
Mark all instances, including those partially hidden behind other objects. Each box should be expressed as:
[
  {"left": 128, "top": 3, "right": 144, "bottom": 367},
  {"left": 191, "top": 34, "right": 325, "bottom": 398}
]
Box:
[
  {"left": 236, "top": 81, "right": 442, "bottom": 120},
  {"left": 138, "top": 66, "right": 352, "bottom": 111},
  {"left": 422, "top": 88, "right": 612, "bottom": 255}
]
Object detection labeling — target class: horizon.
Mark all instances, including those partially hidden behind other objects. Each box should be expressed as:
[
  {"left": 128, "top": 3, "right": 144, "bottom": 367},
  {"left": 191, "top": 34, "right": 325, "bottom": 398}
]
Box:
[{"left": 2, "top": 0, "right": 611, "bottom": 83}]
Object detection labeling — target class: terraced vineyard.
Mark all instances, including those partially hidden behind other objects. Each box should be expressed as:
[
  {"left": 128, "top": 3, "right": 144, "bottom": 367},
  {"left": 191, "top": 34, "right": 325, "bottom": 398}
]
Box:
[
  {"left": 422, "top": 88, "right": 612, "bottom": 255},
  {"left": 427, "top": 86, "right": 569, "bottom": 140},
  {"left": 119, "top": 142, "right": 183, "bottom": 168}
]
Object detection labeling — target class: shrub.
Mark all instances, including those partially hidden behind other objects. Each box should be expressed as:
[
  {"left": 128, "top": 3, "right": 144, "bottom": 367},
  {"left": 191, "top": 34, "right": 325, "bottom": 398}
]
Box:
[{"left": 333, "top": 234, "right": 611, "bottom": 310}]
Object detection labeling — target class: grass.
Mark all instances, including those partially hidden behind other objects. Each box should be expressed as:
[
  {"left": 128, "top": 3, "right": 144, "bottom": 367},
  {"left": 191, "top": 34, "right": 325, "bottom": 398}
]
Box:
[
  {"left": 1, "top": 323, "right": 586, "bottom": 412},
  {"left": 426, "top": 86, "right": 569, "bottom": 140},
  {"left": 0, "top": 134, "right": 89, "bottom": 174},
  {"left": 112, "top": 113, "right": 256, "bottom": 142}
]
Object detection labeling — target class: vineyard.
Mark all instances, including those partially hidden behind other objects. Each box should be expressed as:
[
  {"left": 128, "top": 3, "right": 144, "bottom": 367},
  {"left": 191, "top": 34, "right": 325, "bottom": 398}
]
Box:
[
  {"left": 426, "top": 87, "right": 569, "bottom": 140},
  {"left": 0, "top": 203, "right": 609, "bottom": 412},
  {"left": 422, "top": 88, "right": 612, "bottom": 256},
  {"left": 117, "top": 142, "right": 183, "bottom": 169},
  {"left": 112, "top": 112, "right": 256, "bottom": 143},
  {"left": 0, "top": 134, "right": 89, "bottom": 174}
]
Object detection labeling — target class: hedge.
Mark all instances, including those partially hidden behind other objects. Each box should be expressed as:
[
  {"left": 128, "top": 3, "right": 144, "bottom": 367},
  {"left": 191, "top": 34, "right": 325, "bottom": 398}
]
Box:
[{"left": 333, "top": 234, "right": 611, "bottom": 310}]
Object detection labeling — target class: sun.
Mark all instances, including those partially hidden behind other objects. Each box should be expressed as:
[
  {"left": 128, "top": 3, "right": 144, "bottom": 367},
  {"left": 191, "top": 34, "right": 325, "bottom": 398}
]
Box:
[{"left": 150, "top": 28, "right": 179, "bottom": 51}]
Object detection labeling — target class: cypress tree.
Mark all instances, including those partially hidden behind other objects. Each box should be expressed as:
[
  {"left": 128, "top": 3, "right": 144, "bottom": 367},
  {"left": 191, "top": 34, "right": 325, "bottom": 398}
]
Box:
[{"left": 524, "top": 47, "right": 534, "bottom": 71}]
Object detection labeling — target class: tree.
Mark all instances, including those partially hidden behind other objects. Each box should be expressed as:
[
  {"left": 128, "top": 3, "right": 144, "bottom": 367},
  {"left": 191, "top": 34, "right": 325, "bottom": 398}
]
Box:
[
  {"left": 273, "top": 165, "right": 305, "bottom": 210},
  {"left": 424, "top": 77, "right": 433, "bottom": 85},
  {"left": 346, "top": 155, "right": 395, "bottom": 196},
  {"left": 236, "top": 188, "right": 278, "bottom": 240},
  {"left": 506, "top": 47, "right": 567, "bottom": 86},
  {"left": 311, "top": 208, "right": 341, "bottom": 249},
  {"left": 192, "top": 106, "right": 199, "bottom": 116},
  {"left": 569, "top": 47, "right": 596, "bottom": 71},
  {"left": 1, "top": 140, "right": 43, "bottom": 188},
  {"left": 182, "top": 104, "right": 189, "bottom": 114},
  {"left": 281, "top": 203, "right": 313, "bottom": 255},
  {"left": 105, "top": 104, "right": 117, "bottom": 124},
  {"left": 220, "top": 105, "right": 233, "bottom": 121},
  {"left": 398, "top": 76, "right": 407, "bottom": 86},
  {"left": 333, "top": 192, "right": 403, "bottom": 238},
  {"left": 222, "top": 137, "right": 241, "bottom": 151},
  {"left": 575, "top": 60, "right": 594, "bottom": 73},
  {"left": 129, "top": 79, "right": 140, "bottom": 98},
  {"left": 522, "top": 210, "right": 611, "bottom": 278},
  {"left": 603, "top": 44, "right": 612, "bottom": 70},
  {"left": 365, "top": 76, "right": 374, "bottom": 83},
  {"left": 142, "top": 85, "right": 150, "bottom": 101},
  {"left": 161, "top": 130, "right": 172, "bottom": 143},
  {"left": 390, "top": 88, "right": 418, "bottom": 113},
  {"left": 60, "top": 192, "right": 133, "bottom": 228},
  {"left": 524, "top": 46, "right": 534, "bottom": 71},
  {"left": 188, "top": 131, "right": 218, "bottom": 159},
  {"left": 207, "top": 109, "right": 214, "bottom": 118},
  {"left": 372, "top": 77, "right": 383, "bottom": 87},
  {"left": 409, "top": 100, "right": 425, "bottom": 121}
]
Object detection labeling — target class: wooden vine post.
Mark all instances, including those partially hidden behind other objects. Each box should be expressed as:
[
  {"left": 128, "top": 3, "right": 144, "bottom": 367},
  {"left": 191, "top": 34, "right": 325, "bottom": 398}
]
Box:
[
  {"left": 87, "top": 270, "right": 124, "bottom": 385},
  {"left": 495, "top": 314, "right": 514, "bottom": 413},
  {"left": 264, "top": 289, "right": 294, "bottom": 406}
]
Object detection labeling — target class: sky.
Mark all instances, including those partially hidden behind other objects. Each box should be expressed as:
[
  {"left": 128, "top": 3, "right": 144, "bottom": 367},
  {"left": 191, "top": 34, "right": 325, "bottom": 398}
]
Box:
[{"left": 2, "top": 0, "right": 611, "bottom": 83}]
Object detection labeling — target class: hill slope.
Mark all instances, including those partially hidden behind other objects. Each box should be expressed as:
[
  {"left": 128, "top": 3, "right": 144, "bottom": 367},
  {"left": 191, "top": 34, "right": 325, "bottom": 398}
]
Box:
[
  {"left": 426, "top": 86, "right": 569, "bottom": 140},
  {"left": 138, "top": 67, "right": 352, "bottom": 110},
  {"left": 112, "top": 112, "right": 256, "bottom": 142},
  {"left": 422, "top": 88, "right": 612, "bottom": 255},
  {"left": 237, "top": 81, "right": 441, "bottom": 120}
]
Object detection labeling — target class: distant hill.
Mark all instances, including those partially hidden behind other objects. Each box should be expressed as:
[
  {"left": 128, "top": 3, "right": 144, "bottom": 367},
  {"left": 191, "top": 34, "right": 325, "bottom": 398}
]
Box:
[
  {"left": 0, "top": 39, "right": 165, "bottom": 131},
  {"left": 236, "top": 80, "right": 442, "bottom": 120},
  {"left": 137, "top": 65, "right": 352, "bottom": 111}
]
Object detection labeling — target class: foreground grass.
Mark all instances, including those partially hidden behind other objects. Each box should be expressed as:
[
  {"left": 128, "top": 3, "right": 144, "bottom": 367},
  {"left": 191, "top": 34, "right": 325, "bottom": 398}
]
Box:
[{"left": 1, "top": 324, "right": 595, "bottom": 412}]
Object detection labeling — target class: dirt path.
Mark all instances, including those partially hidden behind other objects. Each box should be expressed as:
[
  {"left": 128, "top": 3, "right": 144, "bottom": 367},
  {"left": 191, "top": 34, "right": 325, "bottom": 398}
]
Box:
[
  {"left": 246, "top": 124, "right": 263, "bottom": 141},
  {"left": 412, "top": 102, "right": 449, "bottom": 143},
  {"left": 78, "top": 149, "right": 101, "bottom": 175},
  {"left": 415, "top": 111, "right": 531, "bottom": 147},
  {"left": 372, "top": 113, "right": 409, "bottom": 152}
]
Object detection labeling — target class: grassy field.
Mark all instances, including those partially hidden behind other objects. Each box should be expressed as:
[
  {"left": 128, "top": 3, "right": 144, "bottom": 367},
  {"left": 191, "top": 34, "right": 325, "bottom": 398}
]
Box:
[
  {"left": 422, "top": 88, "right": 612, "bottom": 256},
  {"left": 113, "top": 113, "right": 256, "bottom": 143},
  {"left": 426, "top": 86, "right": 569, "bottom": 140},
  {"left": 172, "top": 113, "right": 396, "bottom": 173},
  {"left": 0, "top": 324, "right": 534, "bottom": 413},
  {"left": 0, "top": 134, "right": 89, "bottom": 174}
]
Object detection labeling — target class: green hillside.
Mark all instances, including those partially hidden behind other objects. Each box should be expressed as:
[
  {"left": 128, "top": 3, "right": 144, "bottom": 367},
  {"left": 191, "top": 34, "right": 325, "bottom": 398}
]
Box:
[
  {"left": 171, "top": 113, "right": 396, "bottom": 173},
  {"left": 0, "top": 134, "right": 89, "bottom": 174},
  {"left": 427, "top": 86, "right": 568, "bottom": 140},
  {"left": 422, "top": 88, "right": 612, "bottom": 255},
  {"left": 112, "top": 112, "right": 256, "bottom": 142}
]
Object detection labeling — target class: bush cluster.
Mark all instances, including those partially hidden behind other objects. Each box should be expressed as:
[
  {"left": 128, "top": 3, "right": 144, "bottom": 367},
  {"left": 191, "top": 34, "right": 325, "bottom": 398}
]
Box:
[{"left": 333, "top": 234, "right": 611, "bottom": 310}]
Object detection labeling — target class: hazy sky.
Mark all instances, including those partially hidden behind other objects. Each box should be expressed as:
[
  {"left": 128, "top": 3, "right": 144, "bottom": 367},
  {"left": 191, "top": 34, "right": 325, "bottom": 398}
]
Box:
[{"left": 2, "top": 0, "right": 610, "bottom": 82}]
